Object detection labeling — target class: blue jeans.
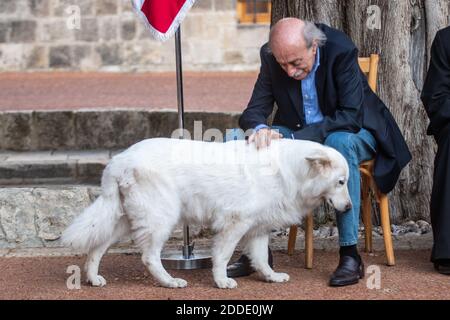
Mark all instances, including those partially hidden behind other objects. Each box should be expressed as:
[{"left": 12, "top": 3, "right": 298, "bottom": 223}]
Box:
[{"left": 225, "top": 126, "right": 377, "bottom": 247}]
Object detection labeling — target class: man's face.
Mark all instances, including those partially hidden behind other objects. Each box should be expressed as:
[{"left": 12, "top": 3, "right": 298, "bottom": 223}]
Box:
[{"left": 273, "top": 42, "right": 317, "bottom": 81}]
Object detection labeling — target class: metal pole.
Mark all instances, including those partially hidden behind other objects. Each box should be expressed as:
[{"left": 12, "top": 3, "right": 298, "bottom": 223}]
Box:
[
  {"left": 160, "top": 27, "right": 211, "bottom": 269},
  {"left": 175, "top": 28, "right": 192, "bottom": 259},
  {"left": 175, "top": 29, "right": 185, "bottom": 134}
]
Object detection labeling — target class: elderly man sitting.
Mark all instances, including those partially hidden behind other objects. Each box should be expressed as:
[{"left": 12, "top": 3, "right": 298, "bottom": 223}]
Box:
[{"left": 226, "top": 18, "right": 411, "bottom": 287}]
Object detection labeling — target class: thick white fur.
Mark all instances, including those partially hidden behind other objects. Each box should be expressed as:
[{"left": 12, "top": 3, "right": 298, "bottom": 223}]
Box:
[{"left": 62, "top": 138, "right": 350, "bottom": 289}]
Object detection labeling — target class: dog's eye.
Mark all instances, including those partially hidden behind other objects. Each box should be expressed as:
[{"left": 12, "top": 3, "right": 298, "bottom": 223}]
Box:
[{"left": 339, "top": 180, "right": 345, "bottom": 185}]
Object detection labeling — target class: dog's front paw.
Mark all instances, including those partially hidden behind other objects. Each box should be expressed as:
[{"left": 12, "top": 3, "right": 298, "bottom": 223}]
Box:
[
  {"left": 87, "top": 275, "right": 107, "bottom": 287},
  {"left": 215, "top": 277, "right": 238, "bottom": 289},
  {"left": 163, "top": 278, "right": 188, "bottom": 288},
  {"left": 265, "top": 272, "right": 290, "bottom": 283}
]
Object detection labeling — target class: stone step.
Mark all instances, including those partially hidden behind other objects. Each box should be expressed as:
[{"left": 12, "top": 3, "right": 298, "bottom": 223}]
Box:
[
  {"left": 0, "top": 150, "right": 119, "bottom": 185},
  {"left": 0, "top": 109, "right": 240, "bottom": 151}
]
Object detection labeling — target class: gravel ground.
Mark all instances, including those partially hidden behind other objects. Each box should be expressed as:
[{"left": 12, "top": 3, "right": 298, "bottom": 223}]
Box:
[{"left": 0, "top": 250, "right": 449, "bottom": 300}]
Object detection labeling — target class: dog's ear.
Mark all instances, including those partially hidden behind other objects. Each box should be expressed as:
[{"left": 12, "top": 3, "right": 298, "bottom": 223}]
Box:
[{"left": 306, "top": 150, "right": 332, "bottom": 174}]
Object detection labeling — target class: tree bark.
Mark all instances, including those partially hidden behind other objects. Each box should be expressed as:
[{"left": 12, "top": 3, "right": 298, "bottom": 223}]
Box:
[{"left": 271, "top": 0, "right": 449, "bottom": 222}]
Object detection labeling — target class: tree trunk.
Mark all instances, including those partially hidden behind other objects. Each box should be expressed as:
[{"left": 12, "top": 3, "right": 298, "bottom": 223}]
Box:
[{"left": 271, "top": 0, "right": 449, "bottom": 222}]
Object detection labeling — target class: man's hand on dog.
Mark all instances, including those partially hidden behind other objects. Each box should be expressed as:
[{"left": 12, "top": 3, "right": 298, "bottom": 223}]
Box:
[{"left": 248, "top": 128, "right": 283, "bottom": 149}]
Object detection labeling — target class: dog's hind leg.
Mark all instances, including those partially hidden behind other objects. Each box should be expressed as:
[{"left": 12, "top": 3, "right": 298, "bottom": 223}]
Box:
[
  {"left": 212, "top": 220, "right": 252, "bottom": 289},
  {"left": 121, "top": 171, "right": 186, "bottom": 288},
  {"left": 246, "top": 234, "right": 290, "bottom": 283},
  {"left": 85, "top": 216, "right": 131, "bottom": 287},
  {"left": 139, "top": 229, "right": 188, "bottom": 289}
]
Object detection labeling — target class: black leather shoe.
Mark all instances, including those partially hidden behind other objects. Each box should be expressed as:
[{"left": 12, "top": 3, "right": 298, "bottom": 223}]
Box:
[
  {"left": 227, "top": 247, "right": 273, "bottom": 278},
  {"left": 329, "top": 256, "right": 365, "bottom": 287},
  {"left": 434, "top": 261, "right": 450, "bottom": 275}
]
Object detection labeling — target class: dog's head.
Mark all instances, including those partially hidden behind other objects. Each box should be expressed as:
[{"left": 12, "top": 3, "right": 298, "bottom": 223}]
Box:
[{"left": 305, "top": 148, "right": 352, "bottom": 213}]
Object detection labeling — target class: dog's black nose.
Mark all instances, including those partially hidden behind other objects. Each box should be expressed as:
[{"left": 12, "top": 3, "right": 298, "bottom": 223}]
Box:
[{"left": 345, "top": 202, "right": 352, "bottom": 211}]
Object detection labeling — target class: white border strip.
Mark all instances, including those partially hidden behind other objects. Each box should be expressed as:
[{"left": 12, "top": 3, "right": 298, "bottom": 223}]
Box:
[{"left": 131, "top": 0, "right": 197, "bottom": 42}]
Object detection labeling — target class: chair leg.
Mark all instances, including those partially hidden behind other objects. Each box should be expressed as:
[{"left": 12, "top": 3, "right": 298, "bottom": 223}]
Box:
[
  {"left": 287, "top": 225, "right": 298, "bottom": 255},
  {"left": 305, "top": 214, "right": 314, "bottom": 269},
  {"left": 379, "top": 193, "right": 395, "bottom": 266},
  {"left": 361, "top": 175, "right": 373, "bottom": 253}
]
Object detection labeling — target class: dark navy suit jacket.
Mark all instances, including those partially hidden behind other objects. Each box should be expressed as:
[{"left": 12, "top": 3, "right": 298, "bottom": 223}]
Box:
[
  {"left": 239, "top": 24, "right": 411, "bottom": 194},
  {"left": 422, "top": 26, "right": 450, "bottom": 138}
]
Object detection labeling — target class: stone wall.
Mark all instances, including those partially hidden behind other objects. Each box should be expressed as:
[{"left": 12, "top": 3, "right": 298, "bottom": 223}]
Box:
[
  {"left": 0, "top": 186, "right": 433, "bottom": 251},
  {"left": 0, "top": 109, "right": 241, "bottom": 151},
  {"left": 0, "top": 0, "right": 270, "bottom": 72}
]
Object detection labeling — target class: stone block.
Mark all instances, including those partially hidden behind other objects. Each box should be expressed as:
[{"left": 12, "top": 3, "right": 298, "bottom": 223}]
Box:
[
  {"left": 0, "top": 112, "right": 33, "bottom": 151},
  {"left": 49, "top": 46, "right": 71, "bottom": 68},
  {"left": 75, "top": 110, "right": 150, "bottom": 149},
  {"left": 121, "top": 20, "right": 136, "bottom": 41},
  {"left": 122, "top": 42, "right": 167, "bottom": 66},
  {"left": 186, "top": 39, "right": 222, "bottom": 64},
  {"left": 26, "top": 46, "right": 48, "bottom": 69},
  {"left": 99, "top": 18, "right": 118, "bottom": 41},
  {"left": 72, "top": 45, "right": 92, "bottom": 68},
  {"left": 0, "top": 22, "right": 9, "bottom": 43},
  {"left": 96, "top": 0, "right": 118, "bottom": 15},
  {"left": 40, "top": 20, "right": 74, "bottom": 42},
  {"left": 0, "top": 44, "right": 30, "bottom": 70},
  {"left": 183, "top": 14, "right": 216, "bottom": 39},
  {"left": 214, "top": 0, "right": 235, "bottom": 11},
  {"left": 28, "top": 0, "right": 50, "bottom": 17},
  {"left": 235, "top": 24, "right": 270, "bottom": 48},
  {"left": 242, "top": 48, "right": 261, "bottom": 65},
  {"left": 0, "top": 188, "right": 39, "bottom": 246},
  {"left": 114, "top": 111, "right": 152, "bottom": 146},
  {"left": 0, "top": 0, "right": 16, "bottom": 14},
  {"left": 147, "top": 111, "right": 179, "bottom": 138},
  {"left": 31, "top": 111, "right": 76, "bottom": 149},
  {"left": 224, "top": 51, "right": 244, "bottom": 64},
  {"left": 33, "top": 187, "right": 91, "bottom": 243},
  {"left": 75, "top": 18, "right": 99, "bottom": 42},
  {"left": 120, "top": 0, "right": 133, "bottom": 13},
  {"left": 10, "top": 21, "right": 37, "bottom": 43},
  {"left": 95, "top": 43, "right": 122, "bottom": 66}
]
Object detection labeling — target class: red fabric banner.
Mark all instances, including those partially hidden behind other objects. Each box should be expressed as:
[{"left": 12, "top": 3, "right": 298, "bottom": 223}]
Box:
[{"left": 132, "top": 0, "right": 196, "bottom": 42}]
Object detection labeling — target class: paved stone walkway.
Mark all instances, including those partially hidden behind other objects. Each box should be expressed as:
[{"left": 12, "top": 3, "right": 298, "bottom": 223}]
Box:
[{"left": 0, "top": 72, "right": 257, "bottom": 112}]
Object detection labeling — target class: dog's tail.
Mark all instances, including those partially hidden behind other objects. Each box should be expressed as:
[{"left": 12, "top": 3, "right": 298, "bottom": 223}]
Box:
[{"left": 61, "top": 165, "right": 123, "bottom": 252}]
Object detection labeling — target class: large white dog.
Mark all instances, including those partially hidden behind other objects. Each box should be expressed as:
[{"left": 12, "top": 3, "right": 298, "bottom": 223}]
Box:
[{"left": 62, "top": 138, "right": 351, "bottom": 289}]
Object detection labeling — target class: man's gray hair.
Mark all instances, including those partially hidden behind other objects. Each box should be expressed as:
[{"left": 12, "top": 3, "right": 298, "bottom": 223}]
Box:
[{"left": 303, "top": 21, "right": 327, "bottom": 48}]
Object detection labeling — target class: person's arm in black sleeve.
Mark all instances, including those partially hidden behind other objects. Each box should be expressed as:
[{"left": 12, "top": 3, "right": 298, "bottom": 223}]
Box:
[
  {"left": 421, "top": 30, "right": 450, "bottom": 136},
  {"left": 293, "top": 47, "right": 364, "bottom": 143},
  {"left": 239, "top": 46, "right": 275, "bottom": 131}
]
